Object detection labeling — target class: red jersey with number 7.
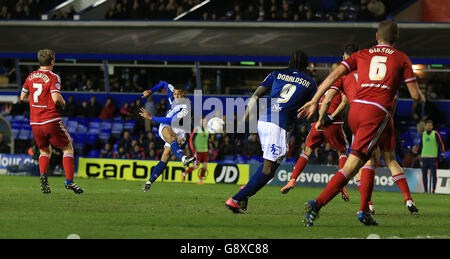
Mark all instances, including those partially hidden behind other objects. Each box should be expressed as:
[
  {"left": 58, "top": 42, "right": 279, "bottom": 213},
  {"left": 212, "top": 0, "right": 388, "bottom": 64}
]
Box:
[
  {"left": 341, "top": 44, "right": 416, "bottom": 113},
  {"left": 22, "top": 69, "right": 62, "bottom": 125}
]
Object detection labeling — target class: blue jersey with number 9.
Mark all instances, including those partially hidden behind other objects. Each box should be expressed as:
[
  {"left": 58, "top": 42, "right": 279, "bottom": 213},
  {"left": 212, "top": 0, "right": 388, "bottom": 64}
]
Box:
[{"left": 258, "top": 69, "right": 317, "bottom": 130}]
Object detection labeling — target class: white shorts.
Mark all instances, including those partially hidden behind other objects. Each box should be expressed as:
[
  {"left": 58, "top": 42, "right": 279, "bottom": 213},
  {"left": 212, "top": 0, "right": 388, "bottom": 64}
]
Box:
[
  {"left": 257, "top": 120, "right": 289, "bottom": 163},
  {"left": 158, "top": 124, "right": 186, "bottom": 148}
]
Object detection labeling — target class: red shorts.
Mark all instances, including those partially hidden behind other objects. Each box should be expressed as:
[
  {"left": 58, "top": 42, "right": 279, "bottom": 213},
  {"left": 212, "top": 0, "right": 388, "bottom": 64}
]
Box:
[
  {"left": 31, "top": 120, "right": 71, "bottom": 151},
  {"left": 348, "top": 102, "right": 391, "bottom": 159},
  {"left": 378, "top": 119, "right": 395, "bottom": 151},
  {"left": 306, "top": 122, "right": 348, "bottom": 152},
  {"left": 195, "top": 152, "right": 209, "bottom": 163}
]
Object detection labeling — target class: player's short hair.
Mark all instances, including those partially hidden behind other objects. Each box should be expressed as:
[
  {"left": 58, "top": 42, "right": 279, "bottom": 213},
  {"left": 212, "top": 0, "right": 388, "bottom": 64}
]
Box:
[
  {"left": 37, "top": 49, "right": 55, "bottom": 66},
  {"left": 288, "top": 50, "right": 308, "bottom": 72},
  {"left": 425, "top": 120, "right": 433, "bottom": 125},
  {"left": 343, "top": 43, "right": 359, "bottom": 56},
  {"left": 377, "top": 20, "right": 399, "bottom": 45}
]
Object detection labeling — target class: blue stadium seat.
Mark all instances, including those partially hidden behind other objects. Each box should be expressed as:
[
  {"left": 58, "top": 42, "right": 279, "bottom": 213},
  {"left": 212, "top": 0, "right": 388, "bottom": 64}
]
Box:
[
  {"left": 13, "top": 115, "right": 25, "bottom": 122},
  {"left": 67, "top": 120, "right": 78, "bottom": 130},
  {"left": 100, "top": 121, "right": 112, "bottom": 130},
  {"left": 86, "top": 132, "right": 98, "bottom": 145},
  {"left": 77, "top": 125, "right": 88, "bottom": 134},
  {"left": 73, "top": 132, "right": 87, "bottom": 144},
  {"left": 99, "top": 132, "right": 111, "bottom": 144},
  {"left": 3, "top": 115, "right": 12, "bottom": 123},
  {"left": 88, "top": 150, "right": 100, "bottom": 158},
  {"left": 124, "top": 120, "right": 136, "bottom": 131},
  {"left": 88, "top": 127, "right": 100, "bottom": 134},
  {"left": 18, "top": 129, "right": 30, "bottom": 140},
  {"left": 235, "top": 155, "right": 247, "bottom": 163},
  {"left": 111, "top": 122, "right": 123, "bottom": 138},
  {"left": 248, "top": 156, "right": 263, "bottom": 163}
]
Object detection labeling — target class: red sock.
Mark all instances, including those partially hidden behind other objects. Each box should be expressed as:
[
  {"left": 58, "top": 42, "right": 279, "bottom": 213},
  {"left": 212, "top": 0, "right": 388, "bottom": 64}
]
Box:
[
  {"left": 316, "top": 170, "right": 349, "bottom": 209},
  {"left": 39, "top": 155, "right": 50, "bottom": 175},
  {"left": 184, "top": 167, "right": 194, "bottom": 176},
  {"left": 359, "top": 166, "right": 375, "bottom": 213},
  {"left": 63, "top": 154, "right": 74, "bottom": 181},
  {"left": 338, "top": 154, "right": 348, "bottom": 169},
  {"left": 355, "top": 179, "right": 361, "bottom": 192},
  {"left": 199, "top": 167, "right": 206, "bottom": 180},
  {"left": 290, "top": 153, "right": 309, "bottom": 180},
  {"left": 392, "top": 172, "right": 413, "bottom": 202}
]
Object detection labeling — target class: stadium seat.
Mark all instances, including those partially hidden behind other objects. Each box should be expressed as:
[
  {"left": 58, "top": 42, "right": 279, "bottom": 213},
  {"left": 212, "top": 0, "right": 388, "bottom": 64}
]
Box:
[
  {"left": 99, "top": 132, "right": 111, "bottom": 144},
  {"left": 3, "top": 115, "right": 12, "bottom": 123},
  {"left": 67, "top": 120, "right": 78, "bottom": 130},
  {"left": 124, "top": 120, "right": 136, "bottom": 131},
  {"left": 13, "top": 115, "right": 25, "bottom": 122},
  {"left": 100, "top": 121, "right": 112, "bottom": 131},
  {"left": 88, "top": 150, "right": 100, "bottom": 158},
  {"left": 86, "top": 132, "right": 98, "bottom": 145},
  {"left": 111, "top": 122, "right": 124, "bottom": 138},
  {"left": 79, "top": 117, "right": 90, "bottom": 127},
  {"left": 18, "top": 129, "right": 30, "bottom": 140},
  {"left": 77, "top": 125, "right": 88, "bottom": 134}
]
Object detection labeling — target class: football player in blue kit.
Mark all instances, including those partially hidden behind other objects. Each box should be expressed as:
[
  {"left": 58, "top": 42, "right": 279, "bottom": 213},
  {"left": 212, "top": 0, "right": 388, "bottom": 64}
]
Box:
[
  {"left": 139, "top": 81, "right": 196, "bottom": 192},
  {"left": 225, "top": 50, "right": 317, "bottom": 213}
]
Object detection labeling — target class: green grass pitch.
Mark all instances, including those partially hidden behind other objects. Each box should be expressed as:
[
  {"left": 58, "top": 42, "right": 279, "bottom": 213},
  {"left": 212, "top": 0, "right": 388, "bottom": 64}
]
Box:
[{"left": 1, "top": 175, "right": 449, "bottom": 239}]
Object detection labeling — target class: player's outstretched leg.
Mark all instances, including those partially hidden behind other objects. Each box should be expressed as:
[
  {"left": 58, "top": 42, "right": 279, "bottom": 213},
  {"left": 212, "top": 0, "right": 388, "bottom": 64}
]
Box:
[
  {"left": 226, "top": 162, "right": 275, "bottom": 213},
  {"left": 281, "top": 152, "right": 310, "bottom": 194},
  {"left": 144, "top": 161, "right": 167, "bottom": 192}
]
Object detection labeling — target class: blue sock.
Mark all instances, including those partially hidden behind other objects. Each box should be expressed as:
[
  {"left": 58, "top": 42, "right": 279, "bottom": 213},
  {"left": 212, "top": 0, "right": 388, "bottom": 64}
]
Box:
[
  {"left": 65, "top": 179, "right": 73, "bottom": 185},
  {"left": 233, "top": 164, "right": 271, "bottom": 202},
  {"left": 170, "top": 141, "right": 184, "bottom": 160},
  {"left": 149, "top": 161, "right": 167, "bottom": 183}
]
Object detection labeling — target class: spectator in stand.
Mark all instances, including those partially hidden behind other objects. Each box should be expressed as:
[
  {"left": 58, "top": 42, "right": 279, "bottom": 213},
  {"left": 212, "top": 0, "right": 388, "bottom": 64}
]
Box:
[
  {"left": 318, "top": 142, "right": 338, "bottom": 165},
  {"left": 244, "top": 4, "right": 258, "bottom": 20},
  {"left": 243, "top": 133, "right": 263, "bottom": 159},
  {"left": 219, "top": 134, "right": 235, "bottom": 160},
  {"left": 9, "top": 95, "right": 29, "bottom": 116},
  {"left": 0, "top": 5, "right": 11, "bottom": 19},
  {"left": 0, "top": 133, "right": 10, "bottom": 153},
  {"left": 132, "top": 68, "right": 149, "bottom": 93},
  {"left": 120, "top": 102, "right": 133, "bottom": 120},
  {"left": 147, "top": 148, "right": 158, "bottom": 160},
  {"left": 358, "top": 2, "right": 373, "bottom": 21},
  {"left": 100, "top": 143, "right": 116, "bottom": 158},
  {"left": 88, "top": 96, "right": 102, "bottom": 118},
  {"left": 367, "top": 0, "right": 385, "bottom": 20},
  {"left": 118, "top": 130, "right": 133, "bottom": 152},
  {"left": 129, "top": 144, "right": 145, "bottom": 159},
  {"left": 99, "top": 97, "right": 117, "bottom": 120},
  {"left": 77, "top": 100, "right": 89, "bottom": 118},
  {"left": 62, "top": 95, "right": 78, "bottom": 118},
  {"left": 156, "top": 98, "right": 168, "bottom": 117},
  {"left": 402, "top": 145, "right": 421, "bottom": 168},
  {"left": 208, "top": 142, "right": 219, "bottom": 161},
  {"left": 117, "top": 146, "right": 129, "bottom": 159}
]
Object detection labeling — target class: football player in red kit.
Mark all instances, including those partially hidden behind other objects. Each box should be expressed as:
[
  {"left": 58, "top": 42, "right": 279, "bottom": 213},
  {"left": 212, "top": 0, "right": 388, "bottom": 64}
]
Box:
[
  {"left": 20, "top": 49, "right": 83, "bottom": 194},
  {"left": 280, "top": 62, "right": 350, "bottom": 202},
  {"left": 298, "top": 21, "right": 424, "bottom": 226}
]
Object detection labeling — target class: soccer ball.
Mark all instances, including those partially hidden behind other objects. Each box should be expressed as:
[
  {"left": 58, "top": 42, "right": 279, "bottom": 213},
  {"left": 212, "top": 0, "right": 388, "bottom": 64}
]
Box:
[{"left": 207, "top": 117, "right": 224, "bottom": 134}]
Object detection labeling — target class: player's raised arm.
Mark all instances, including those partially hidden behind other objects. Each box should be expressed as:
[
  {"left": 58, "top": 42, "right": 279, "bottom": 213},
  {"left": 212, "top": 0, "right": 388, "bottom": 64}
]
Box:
[
  {"left": 142, "top": 81, "right": 168, "bottom": 98},
  {"left": 298, "top": 64, "right": 348, "bottom": 119}
]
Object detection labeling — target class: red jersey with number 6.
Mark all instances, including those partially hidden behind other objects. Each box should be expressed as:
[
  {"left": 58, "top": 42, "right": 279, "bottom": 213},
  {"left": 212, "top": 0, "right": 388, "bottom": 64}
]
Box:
[
  {"left": 341, "top": 44, "right": 416, "bottom": 112},
  {"left": 22, "top": 69, "right": 62, "bottom": 125}
]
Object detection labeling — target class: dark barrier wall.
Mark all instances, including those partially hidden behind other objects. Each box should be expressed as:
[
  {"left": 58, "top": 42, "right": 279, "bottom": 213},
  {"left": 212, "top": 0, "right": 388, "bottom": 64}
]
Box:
[{"left": 1, "top": 22, "right": 450, "bottom": 63}]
